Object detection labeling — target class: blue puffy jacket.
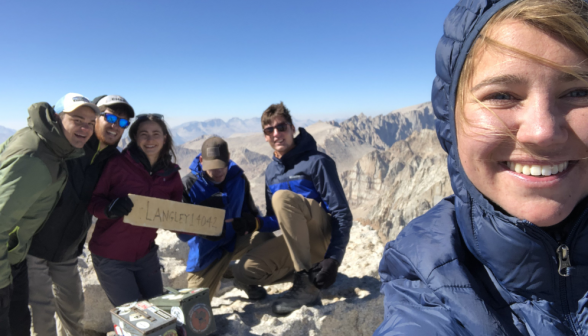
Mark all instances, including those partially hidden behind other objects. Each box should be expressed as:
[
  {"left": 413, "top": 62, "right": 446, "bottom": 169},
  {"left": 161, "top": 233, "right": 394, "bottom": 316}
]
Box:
[
  {"left": 376, "top": 0, "right": 588, "bottom": 335},
  {"left": 264, "top": 128, "right": 352, "bottom": 264},
  {"left": 178, "top": 155, "right": 272, "bottom": 273}
]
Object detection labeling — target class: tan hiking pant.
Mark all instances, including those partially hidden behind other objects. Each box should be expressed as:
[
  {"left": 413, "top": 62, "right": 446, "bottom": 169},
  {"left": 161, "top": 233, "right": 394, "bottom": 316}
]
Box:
[
  {"left": 186, "top": 231, "right": 275, "bottom": 299},
  {"left": 233, "top": 190, "right": 331, "bottom": 286}
]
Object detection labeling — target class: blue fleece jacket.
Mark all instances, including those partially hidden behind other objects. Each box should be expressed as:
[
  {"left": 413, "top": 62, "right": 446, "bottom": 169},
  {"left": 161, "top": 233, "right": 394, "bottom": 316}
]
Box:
[
  {"left": 375, "top": 0, "right": 588, "bottom": 335},
  {"left": 264, "top": 128, "right": 352, "bottom": 264}
]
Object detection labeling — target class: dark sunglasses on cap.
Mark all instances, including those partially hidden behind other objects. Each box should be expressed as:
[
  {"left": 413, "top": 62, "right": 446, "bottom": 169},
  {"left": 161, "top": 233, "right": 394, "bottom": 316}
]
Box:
[
  {"left": 136, "top": 113, "right": 164, "bottom": 120},
  {"left": 100, "top": 112, "right": 130, "bottom": 128},
  {"left": 263, "top": 122, "right": 291, "bottom": 136}
]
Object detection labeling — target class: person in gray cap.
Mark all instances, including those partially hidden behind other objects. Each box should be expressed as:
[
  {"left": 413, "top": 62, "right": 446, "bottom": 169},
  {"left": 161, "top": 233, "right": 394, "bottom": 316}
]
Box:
[
  {"left": 27, "top": 94, "right": 134, "bottom": 336},
  {"left": 0, "top": 93, "right": 99, "bottom": 336},
  {"left": 178, "top": 136, "right": 275, "bottom": 300}
]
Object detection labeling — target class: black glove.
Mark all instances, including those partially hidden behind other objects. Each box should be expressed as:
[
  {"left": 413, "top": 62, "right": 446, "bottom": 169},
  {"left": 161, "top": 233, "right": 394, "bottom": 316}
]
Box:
[
  {"left": 309, "top": 258, "right": 339, "bottom": 289},
  {"left": 231, "top": 213, "right": 259, "bottom": 236},
  {"left": 105, "top": 196, "right": 134, "bottom": 219}
]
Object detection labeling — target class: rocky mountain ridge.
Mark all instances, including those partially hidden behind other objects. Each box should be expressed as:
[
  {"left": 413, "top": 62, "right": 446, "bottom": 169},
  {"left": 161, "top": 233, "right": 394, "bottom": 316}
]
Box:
[
  {"left": 340, "top": 129, "right": 451, "bottom": 243},
  {"left": 176, "top": 102, "right": 439, "bottom": 214},
  {"left": 0, "top": 125, "right": 16, "bottom": 144},
  {"left": 172, "top": 117, "right": 316, "bottom": 145}
]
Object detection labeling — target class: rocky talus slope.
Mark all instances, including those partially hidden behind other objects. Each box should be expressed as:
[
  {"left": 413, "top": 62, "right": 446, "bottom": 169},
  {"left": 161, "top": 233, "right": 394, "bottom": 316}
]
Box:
[
  {"left": 334, "top": 102, "right": 435, "bottom": 151},
  {"left": 340, "top": 129, "right": 452, "bottom": 243},
  {"left": 79, "top": 223, "right": 384, "bottom": 335}
]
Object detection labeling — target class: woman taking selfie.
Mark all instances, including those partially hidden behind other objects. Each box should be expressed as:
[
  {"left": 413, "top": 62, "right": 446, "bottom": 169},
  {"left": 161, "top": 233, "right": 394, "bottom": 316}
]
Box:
[
  {"left": 88, "top": 114, "right": 182, "bottom": 307},
  {"left": 376, "top": 0, "right": 588, "bottom": 334}
]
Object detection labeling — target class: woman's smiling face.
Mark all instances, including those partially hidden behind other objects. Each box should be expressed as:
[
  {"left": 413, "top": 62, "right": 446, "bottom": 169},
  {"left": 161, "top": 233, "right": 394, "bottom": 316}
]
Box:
[{"left": 457, "top": 19, "right": 588, "bottom": 227}]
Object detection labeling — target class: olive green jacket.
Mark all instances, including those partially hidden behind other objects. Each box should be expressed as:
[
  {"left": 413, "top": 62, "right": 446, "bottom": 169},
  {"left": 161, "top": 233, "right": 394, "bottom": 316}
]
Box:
[{"left": 0, "top": 103, "right": 83, "bottom": 288}]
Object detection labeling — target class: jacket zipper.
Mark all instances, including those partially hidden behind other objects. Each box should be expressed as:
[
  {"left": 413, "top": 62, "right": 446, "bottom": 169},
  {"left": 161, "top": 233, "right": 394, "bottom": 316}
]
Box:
[
  {"left": 520, "top": 208, "right": 588, "bottom": 336},
  {"left": 556, "top": 245, "right": 571, "bottom": 277}
]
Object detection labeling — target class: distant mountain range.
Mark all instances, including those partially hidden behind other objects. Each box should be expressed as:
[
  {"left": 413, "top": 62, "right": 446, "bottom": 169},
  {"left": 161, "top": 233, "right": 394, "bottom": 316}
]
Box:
[
  {"left": 171, "top": 117, "right": 316, "bottom": 145},
  {"left": 0, "top": 126, "right": 16, "bottom": 144}
]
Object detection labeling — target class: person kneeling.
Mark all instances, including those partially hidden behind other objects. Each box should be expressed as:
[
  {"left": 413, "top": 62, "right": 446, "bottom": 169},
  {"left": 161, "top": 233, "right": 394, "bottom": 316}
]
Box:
[{"left": 178, "top": 137, "right": 275, "bottom": 301}]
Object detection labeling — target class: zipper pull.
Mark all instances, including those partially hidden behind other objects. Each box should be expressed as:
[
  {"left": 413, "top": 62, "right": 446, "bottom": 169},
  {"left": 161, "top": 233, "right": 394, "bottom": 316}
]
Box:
[{"left": 557, "top": 244, "right": 572, "bottom": 277}]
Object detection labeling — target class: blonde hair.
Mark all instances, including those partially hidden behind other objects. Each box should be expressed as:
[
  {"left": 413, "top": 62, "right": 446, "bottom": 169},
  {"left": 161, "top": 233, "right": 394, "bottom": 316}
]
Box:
[{"left": 455, "top": 0, "right": 588, "bottom": 155}]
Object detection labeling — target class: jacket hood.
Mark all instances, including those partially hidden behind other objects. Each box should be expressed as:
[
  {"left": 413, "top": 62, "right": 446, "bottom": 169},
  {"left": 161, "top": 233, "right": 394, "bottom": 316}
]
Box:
[
  {"left": 273, "top": 127, "right": 317, "bottom": 166},
  {"left": 432, "top": 0, "right": 588, "bottom": 299},
  {"left": 189, "top": 153, "right": 243, "bottom": 183},
  {"left": 28, "top": 102, "right": 84, "bottom": 160},
  {"left": 433, "top": 0, "right": 517, "bottom": 211}
]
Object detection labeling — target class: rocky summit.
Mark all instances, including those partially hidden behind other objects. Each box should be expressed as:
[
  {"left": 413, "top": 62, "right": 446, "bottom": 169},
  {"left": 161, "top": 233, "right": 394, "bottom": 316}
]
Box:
[
  {"left": 54, "top": 102, "right": 453, "bottom": 335},
  {"left": 79, "top": 223, "right": 384, "bottom": 335}
]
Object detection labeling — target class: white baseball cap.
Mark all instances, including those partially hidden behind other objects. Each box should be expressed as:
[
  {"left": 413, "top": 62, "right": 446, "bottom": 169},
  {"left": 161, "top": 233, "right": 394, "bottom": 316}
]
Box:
[
  {"left": 96, "top": 95, "right": 135, "bottom": 118},
  {"left": 54, "top": 93, "right": 100, "bottom": 115}
]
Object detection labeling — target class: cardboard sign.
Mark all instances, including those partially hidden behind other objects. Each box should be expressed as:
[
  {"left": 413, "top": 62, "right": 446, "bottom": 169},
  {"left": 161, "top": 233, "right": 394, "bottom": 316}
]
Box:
[{"left": 124, "top": 194, "right": 225, "bottom": 236}]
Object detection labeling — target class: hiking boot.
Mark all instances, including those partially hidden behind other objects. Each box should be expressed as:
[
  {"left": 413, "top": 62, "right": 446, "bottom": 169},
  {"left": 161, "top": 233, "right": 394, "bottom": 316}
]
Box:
[
  {"left": 233, "top": 279, "right": 267, "bottom": 300},
  {"left": 272, "top": 270, "right": 321, "bottom": 315}
]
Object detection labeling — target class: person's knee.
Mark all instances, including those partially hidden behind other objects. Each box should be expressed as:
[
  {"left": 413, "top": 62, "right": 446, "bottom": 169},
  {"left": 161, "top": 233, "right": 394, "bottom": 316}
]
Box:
[
  {"left": 233, "top": 257, "right": 270, "bottom": 285},
  {"left": 272, "top": 190, "right": 302, "bottom": 211}
]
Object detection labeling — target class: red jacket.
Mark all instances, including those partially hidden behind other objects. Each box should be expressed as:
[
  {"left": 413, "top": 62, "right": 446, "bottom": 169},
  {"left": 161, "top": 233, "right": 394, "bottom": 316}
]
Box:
[{"left": 88, "top": 149, "right": 183, "bottom": 262}]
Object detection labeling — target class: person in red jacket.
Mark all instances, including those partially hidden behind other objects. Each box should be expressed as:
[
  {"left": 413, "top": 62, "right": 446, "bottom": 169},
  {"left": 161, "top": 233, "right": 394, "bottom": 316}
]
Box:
[{"left": 88, "top": 113, "right": 182, "bottom": 307}]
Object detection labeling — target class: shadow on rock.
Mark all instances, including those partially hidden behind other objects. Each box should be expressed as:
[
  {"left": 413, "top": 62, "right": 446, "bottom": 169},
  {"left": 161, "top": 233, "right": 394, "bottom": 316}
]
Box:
[{"left": 210, "top": 274, "right": 383, "bottom": 335}]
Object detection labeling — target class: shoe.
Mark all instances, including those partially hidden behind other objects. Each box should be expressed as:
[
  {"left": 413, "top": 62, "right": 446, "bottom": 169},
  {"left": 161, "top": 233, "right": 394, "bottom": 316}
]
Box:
[
  {"left": 233, "top": 279, "right": 267, "bottom": 300},
  {"left": 272, "top": 270, "right": 322, "bottom": 315}
]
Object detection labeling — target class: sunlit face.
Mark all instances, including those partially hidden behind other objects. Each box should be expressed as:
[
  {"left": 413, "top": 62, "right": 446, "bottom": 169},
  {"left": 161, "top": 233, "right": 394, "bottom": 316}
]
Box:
[
  {"left": 95, "top": 108, "right": 128, "bottom": 146},
  {"left": 59, "top": 106, "right": 96, "bottom": 148},
  {"left": 136, "top": 120, "right": 166, "bottom": 162},
  {"left": 457, "top": 19, "right": 588, "bottom": 227},
  {"left": 264, "top": 116, "right": 296, "bottom": 158}
]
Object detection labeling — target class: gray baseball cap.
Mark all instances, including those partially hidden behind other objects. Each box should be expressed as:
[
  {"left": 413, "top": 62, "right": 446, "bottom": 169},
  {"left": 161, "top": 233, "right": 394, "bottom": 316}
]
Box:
[{"left": 201, "top": 136, "right": 229, "bottom": 170}]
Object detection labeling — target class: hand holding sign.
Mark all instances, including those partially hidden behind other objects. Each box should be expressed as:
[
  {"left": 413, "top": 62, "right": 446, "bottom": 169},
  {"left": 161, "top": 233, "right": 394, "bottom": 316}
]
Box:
[{"left": 123, "top": 194, "right": 225, "bottom": 236}]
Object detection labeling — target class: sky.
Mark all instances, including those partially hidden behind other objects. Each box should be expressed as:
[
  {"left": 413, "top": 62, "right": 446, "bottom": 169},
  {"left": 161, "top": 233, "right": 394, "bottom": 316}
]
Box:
[{"left": 0, "top": 0, "right": 457, "bottom": 130}]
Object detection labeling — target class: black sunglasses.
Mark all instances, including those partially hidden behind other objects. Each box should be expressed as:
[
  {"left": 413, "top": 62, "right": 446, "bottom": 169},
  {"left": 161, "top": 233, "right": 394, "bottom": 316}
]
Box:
[
  {"left": 100, "top": 112, "right": 130, "bottom": 128},
  {"left": 136, "top": 113, "right": 164, "bottom": 120},
  {"left": 263, "top": 122, "right": 290, "bottom": 136}
]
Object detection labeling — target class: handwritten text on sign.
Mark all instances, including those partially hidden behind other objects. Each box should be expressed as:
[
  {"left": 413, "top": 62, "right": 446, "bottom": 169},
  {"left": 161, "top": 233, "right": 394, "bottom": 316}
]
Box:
[{"left": 124, "top": 194, "right": 225, "bottom": 236}]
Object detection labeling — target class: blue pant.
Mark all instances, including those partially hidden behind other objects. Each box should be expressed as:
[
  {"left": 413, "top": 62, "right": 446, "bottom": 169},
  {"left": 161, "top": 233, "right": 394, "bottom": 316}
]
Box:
[
  {"left": 0, "top": 260, "right": 31, "bottom": 336},
  {"left": 92, "top": 245, "right": 164, "bottom": 307}
]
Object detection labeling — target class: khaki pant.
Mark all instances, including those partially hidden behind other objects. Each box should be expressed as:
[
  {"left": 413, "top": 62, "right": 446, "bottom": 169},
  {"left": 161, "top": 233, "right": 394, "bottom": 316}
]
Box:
[
  {"left": 233, "top": 190, "right": 331, "bottom": 286},
  {"left": 187, "top": 231, "right": 275, "bottom": 300},
  {"left": 27, "top": 255, "right": 84, "bottom": 336}
]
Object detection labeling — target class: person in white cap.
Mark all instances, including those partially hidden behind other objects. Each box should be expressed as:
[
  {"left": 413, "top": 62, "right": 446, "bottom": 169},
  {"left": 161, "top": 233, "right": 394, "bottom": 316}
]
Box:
[
  {"left": 27, "top": 94, "right": 134, "bottom": 336},
  {"left": 0, "top": 93, "right": 99, "bottom": 336}
]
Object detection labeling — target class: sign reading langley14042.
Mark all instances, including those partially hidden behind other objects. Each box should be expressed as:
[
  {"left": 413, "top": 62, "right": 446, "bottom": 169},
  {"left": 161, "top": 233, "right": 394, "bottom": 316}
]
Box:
[{"left": 124, "top": 194, "right": 225, "bottom": 236}]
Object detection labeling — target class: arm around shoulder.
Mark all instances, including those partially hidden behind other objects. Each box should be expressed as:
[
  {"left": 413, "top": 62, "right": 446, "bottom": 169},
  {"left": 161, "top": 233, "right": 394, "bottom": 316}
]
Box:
[{"left": 88, "top": 158, "right": 117, "bottom": 219}]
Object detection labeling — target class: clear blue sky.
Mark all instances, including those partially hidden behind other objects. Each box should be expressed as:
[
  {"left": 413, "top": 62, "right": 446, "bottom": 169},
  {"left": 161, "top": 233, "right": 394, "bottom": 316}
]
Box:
[{"left": 0, "top": 0, "right": 456, "bottom": 130}]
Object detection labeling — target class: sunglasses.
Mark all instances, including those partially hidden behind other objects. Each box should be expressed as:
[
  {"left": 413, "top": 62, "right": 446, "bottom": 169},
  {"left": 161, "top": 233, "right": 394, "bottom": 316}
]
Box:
[
  {"left": 136, "top": 113, "right": 164, "bottom": 120},
  {"left": 263, "top": 122, "right": 291, "bottom": 136},
  {"left": 100, "top": 112, "right": 130, "bottom": 128}
]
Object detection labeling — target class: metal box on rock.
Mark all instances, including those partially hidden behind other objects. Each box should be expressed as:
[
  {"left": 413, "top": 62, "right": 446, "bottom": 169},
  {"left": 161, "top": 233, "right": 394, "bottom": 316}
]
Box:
[
  {"left": 149, "top": 287, "right": 216, "bottom": 336},
  {"left": 110, "top": 300, "right": 178, "bottom": 336}
]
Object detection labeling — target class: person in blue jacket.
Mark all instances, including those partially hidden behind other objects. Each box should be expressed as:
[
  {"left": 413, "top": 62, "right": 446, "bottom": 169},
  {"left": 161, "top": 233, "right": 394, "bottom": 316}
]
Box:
[
  {"left": 178, "top": 136, "right": 275, "bottom": 300},
  {"left": 376, "top": 0, "right": 588, "bottom": 334},
  {"left": 233, "top": 102, "right": 353, "bottom": 315}
]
